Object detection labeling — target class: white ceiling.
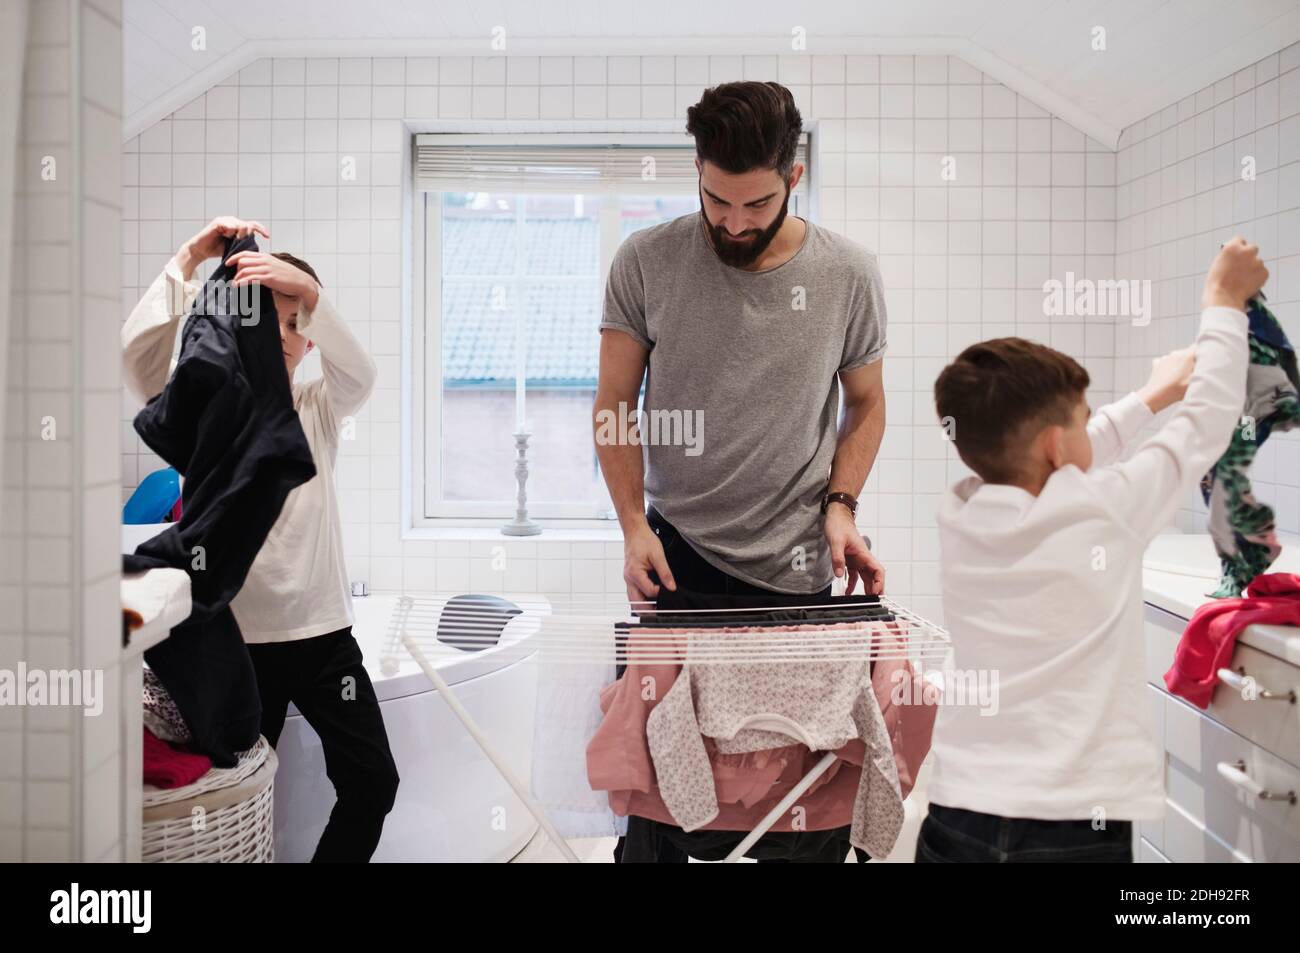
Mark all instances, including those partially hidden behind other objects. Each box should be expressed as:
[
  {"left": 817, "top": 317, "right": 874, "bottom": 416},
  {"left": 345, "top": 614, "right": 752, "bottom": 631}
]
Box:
[{"left": 123, "top": 0, "right": 1300, "bottom": 147}]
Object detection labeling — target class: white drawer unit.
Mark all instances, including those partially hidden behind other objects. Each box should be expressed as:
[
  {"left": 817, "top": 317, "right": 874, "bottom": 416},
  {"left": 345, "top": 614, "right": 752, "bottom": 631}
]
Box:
[
  {"left": 1137, "top": 684, "right": 1167, "bottom": 852},
  {"left": 1145, "top": 605, "right": 1300, "bottom": 766},
  {"left": 1144, "top": 602, "right": 1300, "bottom": 863},
  {"left": 1163, "top": 692, "right": 1300, "bottom": 862},
  {"left": 1138, "top": 836, "right": 1171, "bottom": 862}
]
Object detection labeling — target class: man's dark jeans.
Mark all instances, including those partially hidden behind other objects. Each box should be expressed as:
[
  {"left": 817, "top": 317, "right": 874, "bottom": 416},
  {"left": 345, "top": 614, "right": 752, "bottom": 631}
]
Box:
[
  {"left": 644, "top": 506, "right": 833, "bottom": 599},
  {"left": 614, "top": 507, "right": 840, "bottom": 863}
]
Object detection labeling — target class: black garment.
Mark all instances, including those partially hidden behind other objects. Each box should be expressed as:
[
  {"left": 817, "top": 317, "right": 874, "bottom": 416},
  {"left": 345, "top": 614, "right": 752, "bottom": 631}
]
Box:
[
  {"left": 127, "top": 233, "right": 317, "bottom": 767},
  {"left": 616, "top": 507, "right": 841, "bottom": 679},
  {"left": 645, "top": 505, "right": 837, "bottom": 600},
  {"left": 617, "top": 581, "right": 889, "bottom": 670},
  {"left": 614, "top": 507, "right": 869, "bottom": 863},
  {"left": 634, "top": 577, "right": 888, "bottom": 629},
  {"left": 915, "top": 803, "right": 1133, "bottom": 863},
  {"left": 248, "top": 627, "right": 400, "bottom": 863}
]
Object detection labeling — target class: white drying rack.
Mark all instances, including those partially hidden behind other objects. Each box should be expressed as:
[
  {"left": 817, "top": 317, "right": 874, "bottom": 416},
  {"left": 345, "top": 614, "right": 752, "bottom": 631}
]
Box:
[{"left": 386, "top": 592, "right": 951, "bottom": 863}]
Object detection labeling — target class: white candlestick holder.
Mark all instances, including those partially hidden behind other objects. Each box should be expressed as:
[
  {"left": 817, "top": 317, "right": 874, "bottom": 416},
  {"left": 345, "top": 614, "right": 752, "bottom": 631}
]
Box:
[{"left": 501, "top": 430, "right": 541, "bottom": 536}]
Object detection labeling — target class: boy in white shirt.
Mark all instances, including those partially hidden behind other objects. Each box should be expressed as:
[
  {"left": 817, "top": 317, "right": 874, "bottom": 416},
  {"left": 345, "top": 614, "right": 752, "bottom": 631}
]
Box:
[
  {"left": 920, "top": 237, "right": 1268, "bottom": 862},
  {"left": 123, "top": 217, "right": 399, "bottom": 863}
]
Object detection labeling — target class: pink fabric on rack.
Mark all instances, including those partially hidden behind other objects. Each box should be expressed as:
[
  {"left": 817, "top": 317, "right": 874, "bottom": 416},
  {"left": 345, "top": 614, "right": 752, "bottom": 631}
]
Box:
[
  {"left": 586, "top": 620, "right": 938, "bottom": 833},
  {"left": 874, "top": 627, "right": 940, "bottom": 799}
]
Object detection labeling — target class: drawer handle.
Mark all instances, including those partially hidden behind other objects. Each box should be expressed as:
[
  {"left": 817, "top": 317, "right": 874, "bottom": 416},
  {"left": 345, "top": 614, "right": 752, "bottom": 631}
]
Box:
[
  {"left": 1217, "top": 760, "right": 1297, "bottom": 804},
  {"left": 1215, "top": 667, "right": 1298, "bottom": 702}
]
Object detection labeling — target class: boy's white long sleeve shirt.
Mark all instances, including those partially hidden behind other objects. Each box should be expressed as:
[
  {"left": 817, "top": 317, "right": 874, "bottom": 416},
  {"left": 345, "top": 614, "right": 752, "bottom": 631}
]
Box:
[
  {"left": 122, "top": 257, "right": 377, "bottom": 643},
  {"left": 927, "top": 306, "right": 1249, "bottom": 821}
]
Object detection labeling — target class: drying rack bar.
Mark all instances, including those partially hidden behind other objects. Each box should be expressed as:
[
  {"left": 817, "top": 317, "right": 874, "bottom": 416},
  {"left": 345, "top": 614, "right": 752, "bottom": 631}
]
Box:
[{"left": 394, "top": 591, "right": 950, "bottom": 863}]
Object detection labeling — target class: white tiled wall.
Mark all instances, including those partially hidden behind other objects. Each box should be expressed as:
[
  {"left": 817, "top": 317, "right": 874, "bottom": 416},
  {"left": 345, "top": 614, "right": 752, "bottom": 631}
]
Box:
[
  {"left": 1115, "top": 41, "right": 1300, "bottom": 537},
  {"left": 3, "top": 0, "right": 124, "bottom": 862},
  {"left": 121, "top": 52, "right": 1121, "bottom": 626}
]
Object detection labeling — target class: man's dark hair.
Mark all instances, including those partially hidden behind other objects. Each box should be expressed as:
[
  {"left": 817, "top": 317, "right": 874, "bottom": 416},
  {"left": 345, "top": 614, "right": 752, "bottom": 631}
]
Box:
[
  {"left": 934, "top": 337, "right": 1090, "bottom": 484},
  {"left": 272, "top": 251, "right": 321, "bottom": 287},
  {"left": 685, "top": 81, "right": 802, "bottom": 180}
]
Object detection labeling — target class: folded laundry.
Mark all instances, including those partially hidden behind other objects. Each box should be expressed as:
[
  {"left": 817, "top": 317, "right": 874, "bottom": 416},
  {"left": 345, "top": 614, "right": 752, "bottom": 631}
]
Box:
[
  {"left": 142, "top": 726, "right": 211, "bottom": 789},
  {"left": 127, "top": 233, "right": 317, "bottom": 767},
  {"left": 1200, "top": 294, "right": 1300, "bottom": 597}
]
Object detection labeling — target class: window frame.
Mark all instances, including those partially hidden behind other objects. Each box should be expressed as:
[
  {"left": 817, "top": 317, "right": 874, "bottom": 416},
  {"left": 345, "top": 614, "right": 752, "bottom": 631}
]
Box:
[{"left": 410, "top": 131, "right": 816, "bottom": 528}]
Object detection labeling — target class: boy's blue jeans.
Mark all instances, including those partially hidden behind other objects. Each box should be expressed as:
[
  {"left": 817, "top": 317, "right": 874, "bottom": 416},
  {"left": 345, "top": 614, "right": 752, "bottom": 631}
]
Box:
[{"left": 916, "top": 803, "right": 1133, "bottom": 863}]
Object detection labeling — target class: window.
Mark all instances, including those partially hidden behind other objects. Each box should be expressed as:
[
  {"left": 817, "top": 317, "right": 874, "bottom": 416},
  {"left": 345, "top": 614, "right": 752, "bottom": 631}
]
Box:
[{"left": 413, "top": 134, "right": 809, "bottom": 523}]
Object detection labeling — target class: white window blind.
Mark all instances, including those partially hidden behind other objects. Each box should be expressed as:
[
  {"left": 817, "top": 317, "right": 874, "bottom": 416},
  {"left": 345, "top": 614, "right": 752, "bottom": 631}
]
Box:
[{"left": 414, "top": 133, "right": 809, "bottom": 197}]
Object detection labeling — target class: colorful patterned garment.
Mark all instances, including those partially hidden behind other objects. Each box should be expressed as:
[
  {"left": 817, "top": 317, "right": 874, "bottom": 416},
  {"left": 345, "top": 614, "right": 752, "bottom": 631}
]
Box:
[{"left": 1200, "top": 294, "right": 1300, "bottom": 597}]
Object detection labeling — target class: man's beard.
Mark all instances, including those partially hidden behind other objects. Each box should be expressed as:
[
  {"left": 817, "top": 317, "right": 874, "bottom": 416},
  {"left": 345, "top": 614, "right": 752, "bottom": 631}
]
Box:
[{"left": 699, "top": 183, "right": 790, "bottom": 268}]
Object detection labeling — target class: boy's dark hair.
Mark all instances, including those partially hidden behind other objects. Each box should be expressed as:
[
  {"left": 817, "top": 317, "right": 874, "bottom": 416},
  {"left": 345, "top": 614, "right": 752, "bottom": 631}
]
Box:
[
  {"left": 272, "top": 251, "right": 321, "bottom": 286},
  {"left": 934, "top": 337, "right": 1090, "bottom": 484},
  {"left": 685, "top": 81, "right": 802, "bottom": 180}
]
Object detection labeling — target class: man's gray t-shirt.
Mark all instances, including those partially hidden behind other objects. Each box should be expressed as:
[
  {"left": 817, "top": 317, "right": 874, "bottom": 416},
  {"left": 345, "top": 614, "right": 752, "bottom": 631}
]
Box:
[{"left": 600, "top": 212, "right": 888, "bottom": 593}]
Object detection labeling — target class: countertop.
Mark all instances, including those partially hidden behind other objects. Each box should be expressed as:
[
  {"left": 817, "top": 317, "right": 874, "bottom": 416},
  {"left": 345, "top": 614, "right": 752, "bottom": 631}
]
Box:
[{"left": 121, "top": 567, "right": 191, "bottom": 658}]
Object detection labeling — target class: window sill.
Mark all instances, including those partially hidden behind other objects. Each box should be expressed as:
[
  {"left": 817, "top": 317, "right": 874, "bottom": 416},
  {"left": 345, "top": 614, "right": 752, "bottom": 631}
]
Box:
[{"left": 403, "top": 523, "right": 625, "bottom": 543}]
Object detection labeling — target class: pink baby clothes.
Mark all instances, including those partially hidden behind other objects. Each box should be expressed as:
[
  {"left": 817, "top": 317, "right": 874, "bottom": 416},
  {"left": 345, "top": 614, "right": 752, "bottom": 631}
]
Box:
[
  {"left": 593, "top": 662, "right": 868, "bottom": 833},
  {"left": 586, "top": 620, "right": 938, "bottom": 840},
  {"left": 644, "top": 623, "right": 904, "bottom": 857}
]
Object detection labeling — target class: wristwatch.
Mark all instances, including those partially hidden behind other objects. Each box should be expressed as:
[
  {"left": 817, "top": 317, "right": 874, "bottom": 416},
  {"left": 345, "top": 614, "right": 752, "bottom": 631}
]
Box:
[{"left": 820, "top": 491, "right": 858, "bottom": 517}]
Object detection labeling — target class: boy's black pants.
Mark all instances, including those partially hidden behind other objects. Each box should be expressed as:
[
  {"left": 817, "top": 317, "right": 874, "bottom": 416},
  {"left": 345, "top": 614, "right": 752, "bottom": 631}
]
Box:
[
  {"left": 248, "top": 627, "right": 400, "bottom": 863},
  {"left": 916, "top": 803, "right": 1133, "bottom": 863}
]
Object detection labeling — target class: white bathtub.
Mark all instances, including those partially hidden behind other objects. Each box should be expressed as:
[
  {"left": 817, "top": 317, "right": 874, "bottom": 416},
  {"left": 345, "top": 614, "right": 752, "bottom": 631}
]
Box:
[{"left": 271, "top": 591, "right": 544, "bottom": 862}]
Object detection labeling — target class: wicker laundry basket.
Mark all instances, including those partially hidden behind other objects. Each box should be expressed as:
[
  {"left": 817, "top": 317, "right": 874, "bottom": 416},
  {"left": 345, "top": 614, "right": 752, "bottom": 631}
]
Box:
[{"left": 141, "top": 737, "right": 277, "bottom": 863}]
